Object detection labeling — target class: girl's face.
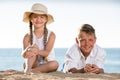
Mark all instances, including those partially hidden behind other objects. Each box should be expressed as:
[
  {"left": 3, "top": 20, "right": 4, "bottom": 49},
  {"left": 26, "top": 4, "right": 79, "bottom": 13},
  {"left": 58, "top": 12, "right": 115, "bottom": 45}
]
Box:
[
  {"left": 30, "top": 14, "right": 47, "bottom": 28},
  {"left": 77, "top": 32, "right": 96, "bottom": 55}
]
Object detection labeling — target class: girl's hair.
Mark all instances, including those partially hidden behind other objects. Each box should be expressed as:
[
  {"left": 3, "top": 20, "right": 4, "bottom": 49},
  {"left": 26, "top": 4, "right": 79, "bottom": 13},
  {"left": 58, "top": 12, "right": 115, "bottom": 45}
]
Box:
[
  {"left": 29, "top": 13, "right": 48, "bottom": 49},
  {"left": 43, "top": 23, "right": 48, "bottom": 49},
  {"left": 29, "top": 21, "right": 33, "bottom": 45}
]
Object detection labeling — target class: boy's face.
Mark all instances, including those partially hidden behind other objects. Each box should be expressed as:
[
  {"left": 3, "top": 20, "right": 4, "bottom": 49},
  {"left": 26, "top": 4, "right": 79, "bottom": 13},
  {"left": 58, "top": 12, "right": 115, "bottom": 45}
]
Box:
[{"left": 77, "top": 32, "right": 96, "bottom": 55}]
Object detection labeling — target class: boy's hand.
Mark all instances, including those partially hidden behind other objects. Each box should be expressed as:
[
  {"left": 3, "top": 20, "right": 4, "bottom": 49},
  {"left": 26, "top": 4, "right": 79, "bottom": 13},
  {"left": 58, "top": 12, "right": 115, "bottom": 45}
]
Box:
[
  {"left": 84, "top": 64, "right": 92, "bottom": 73},
  {"left": 91, "top": 64, "right": 100, "bottom": 74}
]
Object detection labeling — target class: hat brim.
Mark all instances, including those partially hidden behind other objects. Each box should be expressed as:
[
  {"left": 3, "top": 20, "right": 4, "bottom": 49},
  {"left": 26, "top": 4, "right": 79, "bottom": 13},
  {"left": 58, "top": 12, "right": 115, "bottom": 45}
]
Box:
[{"left": 23, "top": 11, "right": 54, "bottom": 24}]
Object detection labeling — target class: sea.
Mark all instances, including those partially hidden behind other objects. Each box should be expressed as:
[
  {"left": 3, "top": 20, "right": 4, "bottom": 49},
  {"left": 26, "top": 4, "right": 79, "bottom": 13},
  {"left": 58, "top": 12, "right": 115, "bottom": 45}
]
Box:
[{"left": 0, "top": 48, "right": 120, "bottom": 73}]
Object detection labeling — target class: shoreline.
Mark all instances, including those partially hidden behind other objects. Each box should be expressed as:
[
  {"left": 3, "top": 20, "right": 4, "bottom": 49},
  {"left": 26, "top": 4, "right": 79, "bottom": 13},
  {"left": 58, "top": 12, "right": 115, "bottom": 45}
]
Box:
[{"left": 0, "top": 70, "right": 120, "bottom": 80}]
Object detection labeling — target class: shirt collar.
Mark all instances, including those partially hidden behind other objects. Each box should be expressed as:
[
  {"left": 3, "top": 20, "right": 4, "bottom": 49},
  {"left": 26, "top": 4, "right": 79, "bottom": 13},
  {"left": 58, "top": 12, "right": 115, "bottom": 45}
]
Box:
[{"left": 79, "top": 47, "right": 94, "bottom": 59}]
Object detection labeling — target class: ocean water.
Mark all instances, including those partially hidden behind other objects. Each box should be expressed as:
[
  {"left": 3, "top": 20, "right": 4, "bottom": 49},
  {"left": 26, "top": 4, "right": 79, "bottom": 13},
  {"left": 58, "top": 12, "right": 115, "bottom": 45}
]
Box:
[{"left": 0, "top": 48, "right": 120, "bottom": 73}]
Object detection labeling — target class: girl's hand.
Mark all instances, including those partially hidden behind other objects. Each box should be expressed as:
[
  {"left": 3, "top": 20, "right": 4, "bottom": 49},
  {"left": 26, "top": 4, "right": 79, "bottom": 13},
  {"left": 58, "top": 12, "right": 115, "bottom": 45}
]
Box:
[
  {"left": 23, "top": 44, "right": 39, "bottom": 58},
  {"left": 24, "top": 51, "right": 36, "bottom": 58},
  {"left": 30, "top": 44, "right": 39, "bottom": 55}
]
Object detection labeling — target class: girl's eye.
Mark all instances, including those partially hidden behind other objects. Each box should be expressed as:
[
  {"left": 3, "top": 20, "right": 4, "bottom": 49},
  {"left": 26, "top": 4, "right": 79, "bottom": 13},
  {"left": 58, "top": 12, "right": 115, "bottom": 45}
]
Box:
[
  {"left": 33, "top": 15, "right": 37, "bottom": 18},
  {"left": 40, "top": 16, "right": 45, "bottom": 18},
  {"left": 40, "top": 16, "right": 43, "bottom": 18}
]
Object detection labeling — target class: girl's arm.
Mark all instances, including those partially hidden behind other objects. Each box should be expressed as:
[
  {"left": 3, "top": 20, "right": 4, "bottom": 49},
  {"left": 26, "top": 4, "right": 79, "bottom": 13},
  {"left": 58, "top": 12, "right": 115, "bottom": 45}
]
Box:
[
  {"left": 21, "top": 34, "right": 30, "bottom": 58},
  {"left": 38, "top": 32, "right": 56, "bottom": 57}
]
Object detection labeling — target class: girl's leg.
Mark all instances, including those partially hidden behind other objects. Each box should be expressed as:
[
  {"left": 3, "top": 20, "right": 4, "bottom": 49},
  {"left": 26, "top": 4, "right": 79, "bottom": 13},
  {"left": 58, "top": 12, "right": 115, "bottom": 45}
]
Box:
[
  {"left": 31, "top": 60, "right": 59, "bottom": 73},
  {"left": 24, "top": 56, "right": 37, "bottom": 74}
]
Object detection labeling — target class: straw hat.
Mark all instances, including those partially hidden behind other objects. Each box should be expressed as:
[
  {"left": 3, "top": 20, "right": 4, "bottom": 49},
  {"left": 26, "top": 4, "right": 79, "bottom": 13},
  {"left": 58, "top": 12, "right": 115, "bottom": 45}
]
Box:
[{"left": 23, "top": 3, "right": 54, "bottom": 24}]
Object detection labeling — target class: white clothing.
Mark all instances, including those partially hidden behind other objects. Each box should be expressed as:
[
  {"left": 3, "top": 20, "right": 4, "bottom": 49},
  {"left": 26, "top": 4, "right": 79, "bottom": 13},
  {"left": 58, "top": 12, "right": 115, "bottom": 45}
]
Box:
[
  {"left": 63, "top": 43, "right": 106, "bottom": 73},
  {"left": 33, "top": 30, "right": 55, "bottom": 65}
]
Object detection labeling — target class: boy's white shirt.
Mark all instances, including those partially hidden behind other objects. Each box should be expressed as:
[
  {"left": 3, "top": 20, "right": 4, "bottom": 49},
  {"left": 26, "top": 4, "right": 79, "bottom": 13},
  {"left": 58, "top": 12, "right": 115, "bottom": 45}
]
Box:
[{"left": 63, "top": 43, "right": 106, "bottom": 73}]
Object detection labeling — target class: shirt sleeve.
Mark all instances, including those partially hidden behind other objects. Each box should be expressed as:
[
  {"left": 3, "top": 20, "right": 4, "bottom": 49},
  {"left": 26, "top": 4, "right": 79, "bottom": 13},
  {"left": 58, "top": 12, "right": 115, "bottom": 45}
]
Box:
[
  {"left": 66, "top": 51, "right": 78, "bottom": 70},
  {"left": 95, "top": 47, "right": 106, "bottom": 69},
  {"left": 63, "top": 45, "right": 80, "bottom": 72}
]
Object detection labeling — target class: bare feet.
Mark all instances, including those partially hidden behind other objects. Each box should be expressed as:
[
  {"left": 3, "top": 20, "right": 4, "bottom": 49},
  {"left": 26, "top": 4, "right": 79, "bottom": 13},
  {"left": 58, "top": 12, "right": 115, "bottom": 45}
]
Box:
[{"left": 24, "top": 67, "right": 31, "bottom": 75}]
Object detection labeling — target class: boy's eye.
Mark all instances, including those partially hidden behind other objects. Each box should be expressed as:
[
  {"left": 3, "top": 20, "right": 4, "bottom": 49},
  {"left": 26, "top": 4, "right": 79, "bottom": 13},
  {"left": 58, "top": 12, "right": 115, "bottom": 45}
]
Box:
[
  {"left": 89, "top": 39, "right": 93, "bottom": 42},
  {"left": 80, "top": 39, "right": 85, "bottom": 42}
]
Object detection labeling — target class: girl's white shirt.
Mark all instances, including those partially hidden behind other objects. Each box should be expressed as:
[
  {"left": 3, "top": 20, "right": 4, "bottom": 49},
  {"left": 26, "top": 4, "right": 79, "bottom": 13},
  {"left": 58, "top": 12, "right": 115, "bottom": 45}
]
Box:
[{"left": 33, "top": 30, "right": 55, "bottom": 63}]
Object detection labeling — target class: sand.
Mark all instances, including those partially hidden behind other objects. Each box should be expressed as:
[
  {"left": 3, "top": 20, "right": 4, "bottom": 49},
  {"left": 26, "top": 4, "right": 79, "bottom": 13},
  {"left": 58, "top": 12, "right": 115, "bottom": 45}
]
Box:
[{"left": 0, "top": 70, "right": 120, "bottom": 80}]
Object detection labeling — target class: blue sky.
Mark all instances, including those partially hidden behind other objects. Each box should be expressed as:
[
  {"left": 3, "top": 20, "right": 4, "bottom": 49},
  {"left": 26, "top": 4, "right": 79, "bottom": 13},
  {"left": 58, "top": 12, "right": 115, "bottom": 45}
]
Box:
[{"left": 0, "top": 0, "right": 120, "bottom": 48}]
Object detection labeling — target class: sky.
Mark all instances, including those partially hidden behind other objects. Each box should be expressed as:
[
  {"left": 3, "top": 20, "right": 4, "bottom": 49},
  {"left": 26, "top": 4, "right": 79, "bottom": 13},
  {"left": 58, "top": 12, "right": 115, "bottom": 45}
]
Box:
[{"left": 0, "top": 0, "right": 120, "bottom": 48}]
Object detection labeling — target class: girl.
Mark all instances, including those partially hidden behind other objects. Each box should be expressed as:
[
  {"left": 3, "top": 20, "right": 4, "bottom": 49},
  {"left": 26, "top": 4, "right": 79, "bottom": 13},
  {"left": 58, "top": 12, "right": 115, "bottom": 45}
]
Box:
[{"left": 22, "top": 3, "right": 59, "bottom": 74}]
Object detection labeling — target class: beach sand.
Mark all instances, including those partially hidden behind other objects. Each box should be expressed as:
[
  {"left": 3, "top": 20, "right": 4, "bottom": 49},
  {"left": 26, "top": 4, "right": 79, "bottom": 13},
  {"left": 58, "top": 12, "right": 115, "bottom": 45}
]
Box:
[{"left": 0, "top": 70, "right": 120, "bottom": 80}]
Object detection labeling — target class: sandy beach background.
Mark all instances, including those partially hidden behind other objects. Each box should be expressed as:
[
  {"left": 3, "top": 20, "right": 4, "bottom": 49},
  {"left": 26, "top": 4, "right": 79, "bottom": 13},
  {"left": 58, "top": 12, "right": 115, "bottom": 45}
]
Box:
[{"left": 0, "top": 70, "right": 120, "bottom": 80}]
